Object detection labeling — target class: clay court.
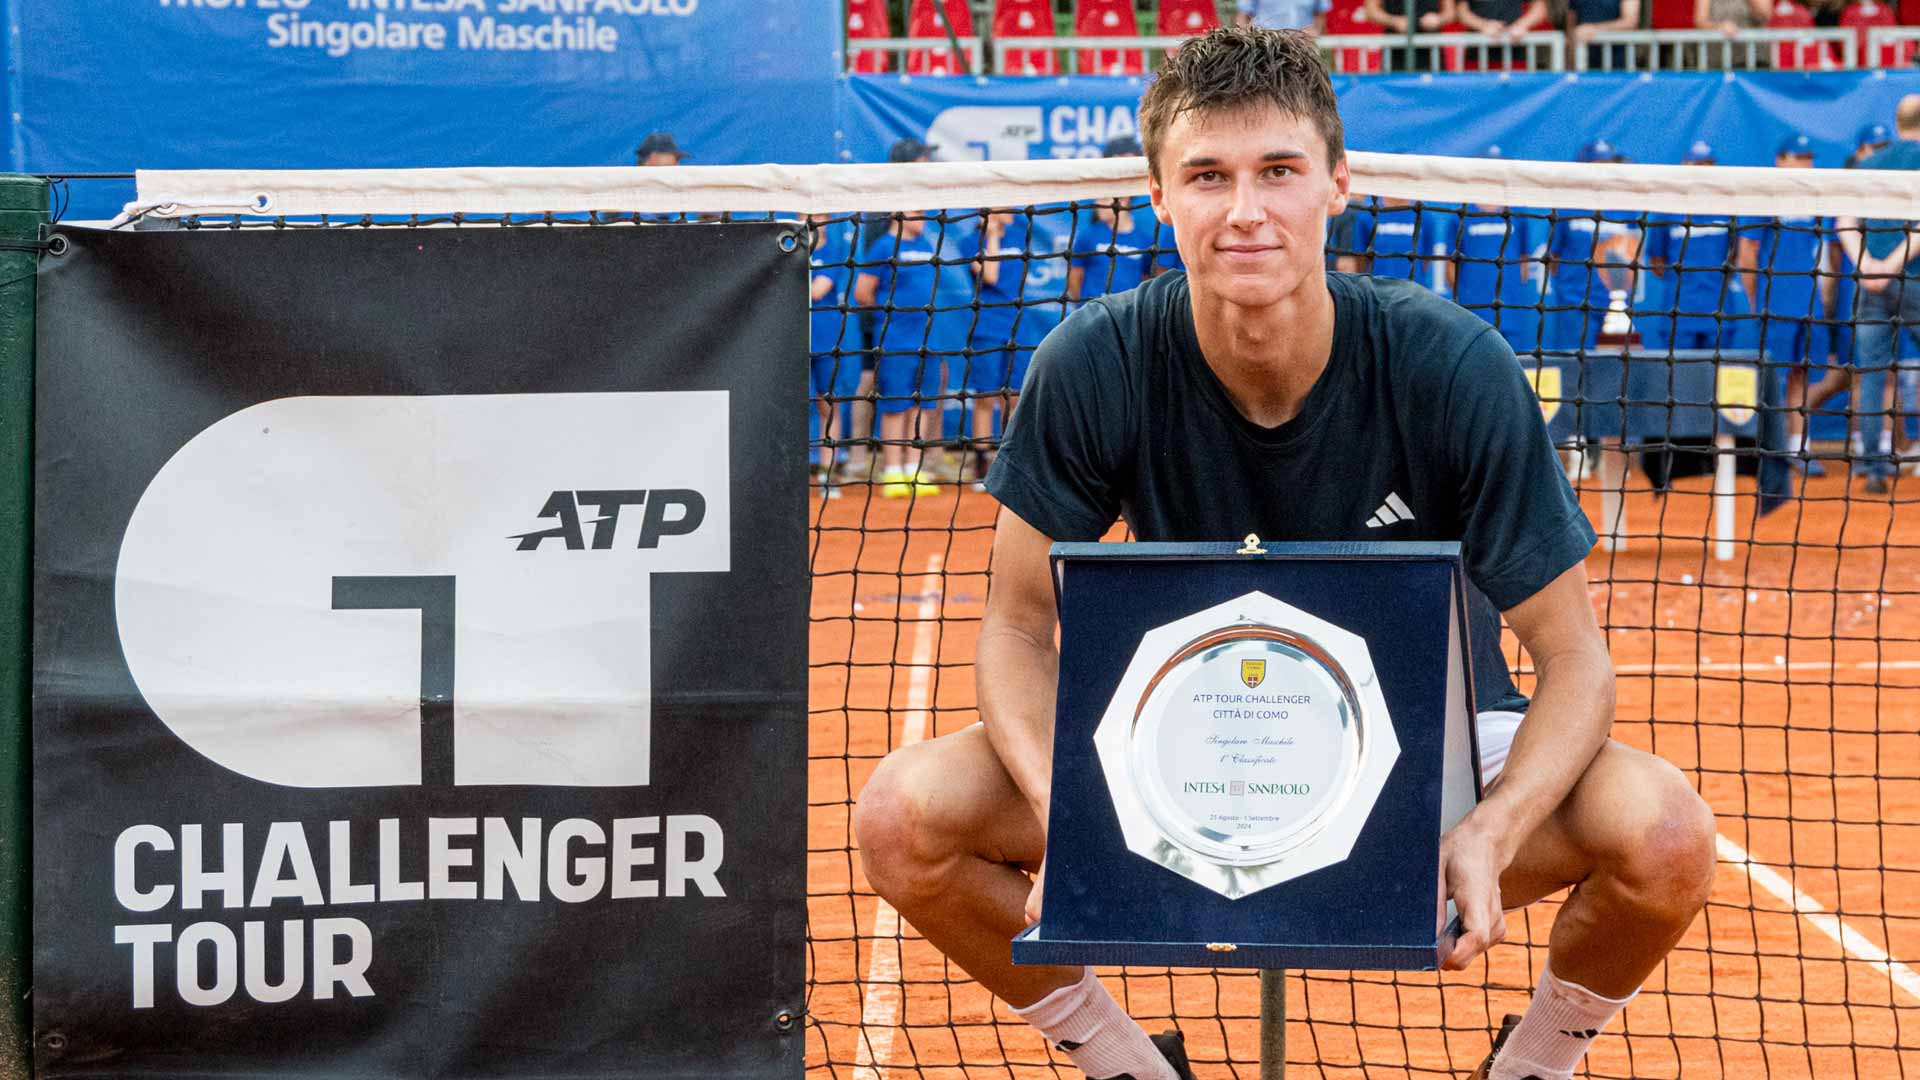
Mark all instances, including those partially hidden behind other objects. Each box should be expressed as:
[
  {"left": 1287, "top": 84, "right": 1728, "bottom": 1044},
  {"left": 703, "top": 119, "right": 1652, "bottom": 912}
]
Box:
[{"left": 802, "top": 458, "right": 1920, "bottom": 1079}]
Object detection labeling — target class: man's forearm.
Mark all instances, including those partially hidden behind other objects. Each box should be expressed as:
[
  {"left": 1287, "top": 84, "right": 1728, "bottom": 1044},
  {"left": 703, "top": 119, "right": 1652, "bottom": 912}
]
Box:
[
  {"left": 1466, "top": 645, "right": 1615, "bottom": 860},
  {"left": 976, "top": 617, "right": 1062, "bottom": 827}
]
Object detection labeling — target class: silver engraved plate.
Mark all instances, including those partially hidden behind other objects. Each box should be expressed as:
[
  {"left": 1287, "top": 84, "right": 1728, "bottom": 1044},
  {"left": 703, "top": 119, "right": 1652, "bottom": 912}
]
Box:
[{"left": 1093, "top": 591, "right": 1400, "bottom": 900}]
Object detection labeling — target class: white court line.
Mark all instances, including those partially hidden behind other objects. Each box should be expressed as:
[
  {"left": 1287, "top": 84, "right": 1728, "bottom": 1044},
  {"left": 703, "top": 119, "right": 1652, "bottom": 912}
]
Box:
[
  {"left": 1715, "top": 834, "right": 1920, "bottom": 1005},
  {"left": 1607, "top": 659, "right": 1920, "bottom": 675},
  {"left": 853, "top": 554, "right": 943, "bottom": 1080}
]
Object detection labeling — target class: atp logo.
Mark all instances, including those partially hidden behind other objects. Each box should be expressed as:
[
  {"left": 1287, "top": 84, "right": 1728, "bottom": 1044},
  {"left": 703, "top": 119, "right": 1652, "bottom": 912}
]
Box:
[
  {"left": 115, "top": 391, "right": 730, "bottom": 790},
  {"left": 511, "top": 489, "right": 707, "bottom": 550}
]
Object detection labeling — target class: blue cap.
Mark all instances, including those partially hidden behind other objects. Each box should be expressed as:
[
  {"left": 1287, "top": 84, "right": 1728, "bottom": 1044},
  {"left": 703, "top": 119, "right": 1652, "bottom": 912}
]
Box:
[
  {"left": 635, "top": 131, "right": 690, "bottom": 162},
  {"left": 888, "top": 136, "right": 938, "bottom": 163},
  {"left": 1856, "top": 121, "right": 1892, "bottom": 150},
  {"left": 1102, "top": 135, "right": 1143, "bottom": 157},
  {"left": 1578, "top": 138, "right": 1623, "bottom": 163},
  {"left": 1683, "top": 139, "right": 1716, "bottom": 164},
  {"left": 1776, "top": 133, "right": 1815, "bottom": 160}
]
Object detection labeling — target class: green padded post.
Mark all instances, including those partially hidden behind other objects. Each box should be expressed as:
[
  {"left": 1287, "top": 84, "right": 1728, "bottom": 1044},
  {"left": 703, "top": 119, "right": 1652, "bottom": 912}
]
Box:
[
  {"left": 1260, "top": 969, "right": 1287, "bottom": 1079},
  {"left": 0, "top": 173, "right": 49, "bottom": 1080}
]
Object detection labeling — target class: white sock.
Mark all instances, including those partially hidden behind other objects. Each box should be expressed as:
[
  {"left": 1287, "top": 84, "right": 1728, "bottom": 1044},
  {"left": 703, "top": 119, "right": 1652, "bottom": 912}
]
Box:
[
  {"left": 1488, "top": 965, "right": 1637, "bottom": 1080},
  {"left": 1012, "top": 968, "right": 1176, "bottom": 1080},
  {"left": 1790, "top": 432, "right": 1807, "bottom": 454}
]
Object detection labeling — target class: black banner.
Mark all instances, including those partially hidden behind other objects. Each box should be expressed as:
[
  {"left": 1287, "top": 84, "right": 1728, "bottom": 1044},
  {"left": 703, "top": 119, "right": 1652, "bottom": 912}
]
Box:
[{"left": 32, "top": 224, "right": 809, "bottom": 1077}]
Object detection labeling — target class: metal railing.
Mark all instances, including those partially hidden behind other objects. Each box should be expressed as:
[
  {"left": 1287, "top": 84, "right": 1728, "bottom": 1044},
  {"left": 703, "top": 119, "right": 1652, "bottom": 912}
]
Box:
[
  {"left": 991, "top": 33, "right": 1199, "bottom": 74},
  {"left": 1316, "top": 30, "right": 1566, "bottom": 72},
  {"left": 846, "top": 35, "right": 986, "bottom": 73},
  {"left": 1866, "top": 25, "right": 1920, "bottom": 64},
  {"left": 1576, "top": 26, "right": 1855, "bottom": 69},
  {"left": 859, "top": 26, "right": 1888, "bottom": 75}
]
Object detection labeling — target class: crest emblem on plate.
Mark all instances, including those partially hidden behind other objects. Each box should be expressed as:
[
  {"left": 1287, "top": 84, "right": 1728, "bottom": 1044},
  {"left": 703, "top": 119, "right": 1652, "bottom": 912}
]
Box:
[{"left": 1241, "top": 659, "right": 1266, "bottom": 688}]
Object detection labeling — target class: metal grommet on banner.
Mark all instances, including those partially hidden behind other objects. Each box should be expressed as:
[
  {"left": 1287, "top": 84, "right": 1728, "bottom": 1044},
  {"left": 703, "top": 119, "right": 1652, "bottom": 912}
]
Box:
[
  {"left": 41, "top": 1031, "right": 68, "bottom": 1053},
  {"left": 777, "top": 230, "right": 800, "bottom": 253},
  {"left": 251, "top": 193, "right": 273, "bottom": 215},
  {"left": 773, "top": 1008, "right": 799, "bottom": 1032},
  {"left": 45, "top": 233, "right": 71, "bottom": 257}
]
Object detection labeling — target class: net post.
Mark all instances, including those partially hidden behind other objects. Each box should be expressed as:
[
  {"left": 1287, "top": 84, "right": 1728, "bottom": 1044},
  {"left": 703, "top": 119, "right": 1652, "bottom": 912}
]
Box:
[
  {"left": 0, "top": 172, "right": 46, "bottom": 1080},
  {"left": 1259, "top": 969, "right": 1287, "bottom": 1080}
]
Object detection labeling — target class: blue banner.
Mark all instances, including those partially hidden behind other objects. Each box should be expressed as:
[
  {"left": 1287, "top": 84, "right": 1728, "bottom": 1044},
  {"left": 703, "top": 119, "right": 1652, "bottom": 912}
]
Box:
[
  {"left": 840, "top": 69, "right": 1920, "bottom": 167},
  {"left": 12, "top": 0, "right": 841, "bottom": 216}
]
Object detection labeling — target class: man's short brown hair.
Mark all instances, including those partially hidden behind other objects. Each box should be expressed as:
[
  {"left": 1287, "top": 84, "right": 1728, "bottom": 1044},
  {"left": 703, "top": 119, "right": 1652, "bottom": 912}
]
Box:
[{"left": 1138, "top": 26, "right": 1345, "bottom": 180}]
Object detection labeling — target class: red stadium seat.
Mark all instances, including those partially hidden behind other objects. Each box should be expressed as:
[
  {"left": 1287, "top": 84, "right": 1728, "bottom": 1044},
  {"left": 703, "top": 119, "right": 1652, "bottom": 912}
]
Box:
[
  {"left": 846, "top": 0, "right": 893, "bottom": 73},
  {"left": 1845, "top": 0, "right": 1913, "bottom": 65},
  {"left": 1768, "top": 0, "right": 1838, "bottom": 68},
  {"left": 1904, "top": 0, "right": 1920, "bottom": 24},
  {"left": 907, "top": 0, "right": 976, "bottom": 75},
  {"left": 1157, "top": 0, "right": 1223, "bottom": 35},
  {"left": 1323, "top": 2, "right": 1385, "bottom": 73},
  {"left": 1649, "top": 0, "right": 1693, "bottom": 29},
  {"left": 1074, "top": 0, "right": 1145, "bottom": 75},
  {"left": 995, "top": 0, "right": 1060, "bottom": 75}
]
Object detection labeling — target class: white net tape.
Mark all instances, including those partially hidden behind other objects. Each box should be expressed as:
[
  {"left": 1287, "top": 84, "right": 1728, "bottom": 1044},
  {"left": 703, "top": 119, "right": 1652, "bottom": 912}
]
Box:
[{"left": 126, "top": 152, "right": 1920, "bottom": 222}]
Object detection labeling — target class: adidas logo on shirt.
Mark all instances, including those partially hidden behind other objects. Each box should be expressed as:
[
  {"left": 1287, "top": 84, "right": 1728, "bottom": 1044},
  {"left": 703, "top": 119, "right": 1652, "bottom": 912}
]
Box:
[{"left": 1365, "top": 492, "right": 1415, "bottom": 529}]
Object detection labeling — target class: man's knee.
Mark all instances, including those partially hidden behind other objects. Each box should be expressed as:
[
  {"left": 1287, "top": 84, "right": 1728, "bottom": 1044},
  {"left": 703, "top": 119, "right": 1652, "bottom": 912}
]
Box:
[
  {"left": 856, "top": 734, "right": 1026, "bottom": 911},
  {"left": 1597, "top": 752, "right": 1718, "bottom": 924},
  {"left": 854, "top": 745, "right": 945, "bottom": 906}
]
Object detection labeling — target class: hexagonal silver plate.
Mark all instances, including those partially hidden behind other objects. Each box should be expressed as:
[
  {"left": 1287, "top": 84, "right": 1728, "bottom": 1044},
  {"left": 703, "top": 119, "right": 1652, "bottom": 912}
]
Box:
[{"left": 1092, "top": 590, "right": 1399, "bottom": 900}]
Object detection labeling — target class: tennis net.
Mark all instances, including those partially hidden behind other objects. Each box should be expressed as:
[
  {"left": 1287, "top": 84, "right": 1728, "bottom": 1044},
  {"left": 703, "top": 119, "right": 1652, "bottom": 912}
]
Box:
[{"left": 118, "top": 154, "right": 1920, "bottom": 1079}]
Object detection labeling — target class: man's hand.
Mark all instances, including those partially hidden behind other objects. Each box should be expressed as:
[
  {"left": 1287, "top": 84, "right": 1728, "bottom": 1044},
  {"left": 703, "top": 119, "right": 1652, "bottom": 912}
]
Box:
[
  {"left": 1419, "top": 10, "right": 1445, "bottom": 28},
  {"left": 1437, "top": 817, "right": 1509, "bottom": 969},
  {"left": 1025, "top": 862, "right": 1047, "bottom": 925},
  {"left": 1574, "top": 23, "right": 1600, "bottom": 42}
]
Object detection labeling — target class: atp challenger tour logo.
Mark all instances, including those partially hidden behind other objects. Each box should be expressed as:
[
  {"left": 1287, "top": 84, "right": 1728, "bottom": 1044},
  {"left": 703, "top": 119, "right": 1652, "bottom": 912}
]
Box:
[
  {"left": 108, "top": 392, "right": 732, "bottom": 1010},
  {"left": 117, "top": 391, "right": 727, "bottom": 789}
]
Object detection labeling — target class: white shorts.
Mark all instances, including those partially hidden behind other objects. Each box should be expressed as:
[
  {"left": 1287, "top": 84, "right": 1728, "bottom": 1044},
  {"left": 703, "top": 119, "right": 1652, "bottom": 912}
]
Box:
[{"left": 1477, "top": 709, "right": 1525, "bottom": 787}]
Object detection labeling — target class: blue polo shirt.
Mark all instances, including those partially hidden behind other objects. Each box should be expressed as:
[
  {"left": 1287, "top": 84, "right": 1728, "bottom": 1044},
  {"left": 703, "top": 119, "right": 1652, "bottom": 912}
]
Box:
[
  {"left": 1646, "top": 212, "right": 1741, "bottom": 328},
  {"left": 865, "top": 226, "right": 942, "bottom": 351},
  {"left": 1857, "top": 139, "right": 1920, "bottom": 273},
  {"left": 1071, "top": 212, "right": 1154, "bottom": 299},
  {"left": 810, "top": 217, "right": 862, "bottom": 356},
  {"left": 1367, "top": 204, "right": 1455, "bottom": 294},
  {"left": 1741, "top": 213, "right": 1827, "bottom": 320},
  {"left": 1549, "top": 211, "right": 1641, "bottom": 308},
  {"left": 1454, "top": 207, "right": 1547, "bottom": 333}
]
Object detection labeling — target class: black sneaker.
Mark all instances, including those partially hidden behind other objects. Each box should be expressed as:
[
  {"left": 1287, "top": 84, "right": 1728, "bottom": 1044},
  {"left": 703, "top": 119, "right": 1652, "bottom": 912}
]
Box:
[
  {"left": 1467, "top": 1013, "right": 1532, "bottom": 1080},
  {"left": 1095, "top": 1029, "right": 1197, "bottom": 1080}
]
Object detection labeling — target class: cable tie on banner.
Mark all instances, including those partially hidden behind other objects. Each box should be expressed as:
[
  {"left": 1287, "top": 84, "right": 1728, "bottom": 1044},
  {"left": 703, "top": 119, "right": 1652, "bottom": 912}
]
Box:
[{"left": 0, "top": 237, "right": 60, "bottom": 255}]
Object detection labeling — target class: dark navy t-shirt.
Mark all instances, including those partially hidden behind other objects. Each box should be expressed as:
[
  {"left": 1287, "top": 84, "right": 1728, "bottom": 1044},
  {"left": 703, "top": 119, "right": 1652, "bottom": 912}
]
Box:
[{"left": 984, "top": 270, "right": 1597, "bottom": 714}]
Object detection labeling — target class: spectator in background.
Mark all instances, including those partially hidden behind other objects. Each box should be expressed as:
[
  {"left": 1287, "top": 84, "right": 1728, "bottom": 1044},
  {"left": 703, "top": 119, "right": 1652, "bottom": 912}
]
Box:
[
  {"left": 854, "top": 209, "right": 946, "bottom": 498},
  {"left": 1739, "top": 133, "right": 1837, "bottom": 475},
  {"left": 1236, "top": 0, "right": 1332, "bottom": 32},
  {"left": 1643, "top": 140, "right": 1753, "bottom": 352},
  {"left": 1694, "top": 0, "right": 1768, "bottom": 33},
  {"left": 890, "top": 136, "right": 936, "bottom": 164},
  {"left": 1546, "top": 139, "right": 1642, "bottom": 351},
  {"left": 962, "top": 210, "right": 1044, "bottom": 488},
  {"left": 1068, "top": 136, "right": 1156, "bottom": 301},
  {"left": 1332, "top": 195, "right": 1376, "bottom": 273},
  {"left": 1837, "top": 96, "right": 1920, "bottom": 493},
  {"left": 1365, "top": 0, "right": 1458, "bottom": 69},
  {"left": 1452, "top": 144, "right": 1548, "bottom": 354},
  {"left": 1824, "top": 120, "right": 1894, "bottom": 474},
  {"left": 1458, "top": 0, "right": 1548, "bottom": 40},
  {"left": 1566, "top": 0, "right": 1641, "bottom": 68},
  {"left": 635, "top": 131, "right": 689, "bottom": 166},
  {"left": 1347, "top": 196, "right": 1455, "bottom": 295},
  {"left": 809, "top": 213, "right": 866, "bottom": 497}
]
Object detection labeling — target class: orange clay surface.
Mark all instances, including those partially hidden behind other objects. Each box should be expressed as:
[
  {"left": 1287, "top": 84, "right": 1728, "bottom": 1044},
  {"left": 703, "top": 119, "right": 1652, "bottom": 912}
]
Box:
[{"left": 802, "top": 461, "right": 1920, "bottom": 1079}]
